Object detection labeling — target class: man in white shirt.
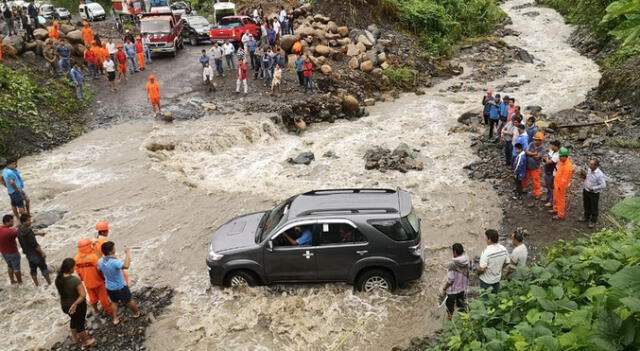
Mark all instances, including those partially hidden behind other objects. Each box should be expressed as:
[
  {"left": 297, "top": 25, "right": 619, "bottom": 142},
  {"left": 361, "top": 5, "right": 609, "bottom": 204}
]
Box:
[
  {"left": 202, "top": 62, "right": 215, "bottom": 92},
  {"left": 580, "top": 159, "right": 606, "bottom": 228},
  {"left": 477, "top": 229, "right": 509, "bottom": 297},
  {"left": 106, "top": 39, "right": 117, "bottom": 67},
  {"left": 222, "top": 40, "right": 235, "bottom": 69},
  {"left": 505, "top": 230, "right": 527, "bottom": 279},
  {"left": 209, "top": 42, "right": 224, "bottom": 76},
  {"left": 278, "top": 7, "right": 287, "bottom": 23},
  {"left": 272, "top": 17, "right": 281, "bottom": 35}
]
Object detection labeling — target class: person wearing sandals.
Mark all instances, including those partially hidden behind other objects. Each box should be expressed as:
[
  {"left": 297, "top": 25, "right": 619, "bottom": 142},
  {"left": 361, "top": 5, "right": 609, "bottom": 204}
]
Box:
[
  {"left": 55, "top": 258, "right": 96, "bottom": 347},
  {"left": 98, "top": 241, "right": 140, "bottom": 325}
]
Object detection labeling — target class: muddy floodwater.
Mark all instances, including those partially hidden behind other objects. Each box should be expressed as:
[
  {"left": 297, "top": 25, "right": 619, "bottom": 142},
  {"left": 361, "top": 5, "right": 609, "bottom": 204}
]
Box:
[{"left": 0, "top": 0, "right": 600, "bottom": 350}]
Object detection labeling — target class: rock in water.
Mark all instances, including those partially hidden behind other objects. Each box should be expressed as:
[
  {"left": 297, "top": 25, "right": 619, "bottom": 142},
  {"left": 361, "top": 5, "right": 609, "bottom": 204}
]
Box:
[
  {"left": 288, "top": 152, "right": 315, "bottom": 165},
  {"left": 341, "top": 94, "right": 360, "bottom": 115},
  {"left": 364, "top": 144, "right": 424, "bottom": 173},
  {"left": 33, "top": 210, "right": 67, "bottom": 229}
]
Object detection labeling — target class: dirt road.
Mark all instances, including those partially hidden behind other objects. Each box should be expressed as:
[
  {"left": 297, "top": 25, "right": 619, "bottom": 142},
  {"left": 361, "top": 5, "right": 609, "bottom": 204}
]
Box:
[{"left": 0, "top": 0, "right": 600, "bottom": 350}]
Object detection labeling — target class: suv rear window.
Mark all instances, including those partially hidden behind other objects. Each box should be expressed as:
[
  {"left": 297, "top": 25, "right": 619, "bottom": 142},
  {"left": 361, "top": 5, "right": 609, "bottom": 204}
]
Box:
[{"left": 370, "top": 219, "right": 417, "bottom": 241}]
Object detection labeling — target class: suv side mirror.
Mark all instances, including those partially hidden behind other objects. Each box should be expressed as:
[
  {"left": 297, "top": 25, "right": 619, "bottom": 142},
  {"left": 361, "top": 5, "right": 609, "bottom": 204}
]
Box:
[{"left": 267, "top": 240, "right": 273, "bottom": 252}]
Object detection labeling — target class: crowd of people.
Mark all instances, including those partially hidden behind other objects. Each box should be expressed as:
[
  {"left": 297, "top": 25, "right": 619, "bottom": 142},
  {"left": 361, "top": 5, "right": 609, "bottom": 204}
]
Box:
[{"left": 0, "top": 160, "right": 139, "bottom": 347}]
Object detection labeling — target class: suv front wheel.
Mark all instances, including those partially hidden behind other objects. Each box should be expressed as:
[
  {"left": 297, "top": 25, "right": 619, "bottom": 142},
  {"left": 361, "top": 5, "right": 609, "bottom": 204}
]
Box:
[
  {"left": 356, "top": 269, "right": 395, "bottom": 292},
  {"left": 224, "top": 270, "right": 258, "bottom": 288}
]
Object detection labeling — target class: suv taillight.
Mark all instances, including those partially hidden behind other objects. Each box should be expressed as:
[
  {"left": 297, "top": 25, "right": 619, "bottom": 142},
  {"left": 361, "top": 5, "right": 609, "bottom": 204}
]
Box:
[{"left": 409, "top": 242, "right": 423, "bottom": 257}]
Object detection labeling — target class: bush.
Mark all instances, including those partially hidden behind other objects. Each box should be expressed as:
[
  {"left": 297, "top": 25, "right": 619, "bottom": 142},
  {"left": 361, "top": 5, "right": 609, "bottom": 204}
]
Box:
[
  {"left": 383, "top": 67, "right": 418, "bottom": 90},
  {"left": 428, "top": 227, "right": 640, "bottom": 351},
  {"left": 392, "top": 0, "right": 505, "bottom": 56}
]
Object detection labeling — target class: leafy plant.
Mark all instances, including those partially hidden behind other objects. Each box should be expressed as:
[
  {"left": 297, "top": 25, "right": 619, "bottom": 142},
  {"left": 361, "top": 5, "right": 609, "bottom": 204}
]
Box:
[
  {"left": 383, "top": 67, "right": 418, "bottom": 90},
  {"left": 428, "top": 227, "right": 640, "bottom": 351},
  {"left": 603, "top": 0, "right": 640, "bottom": 46},
  {"left": 610, "top": 197, "right": 640, "bottom": 223}
]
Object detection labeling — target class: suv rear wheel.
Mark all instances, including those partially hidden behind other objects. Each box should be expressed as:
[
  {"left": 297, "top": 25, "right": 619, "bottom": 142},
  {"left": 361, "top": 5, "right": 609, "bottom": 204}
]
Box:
[
  {"left": 224, "top": 270, "right": 257, "bottom": 288},
  {"left": 356, "top": 269, "right": 395, "bottom": 292}
]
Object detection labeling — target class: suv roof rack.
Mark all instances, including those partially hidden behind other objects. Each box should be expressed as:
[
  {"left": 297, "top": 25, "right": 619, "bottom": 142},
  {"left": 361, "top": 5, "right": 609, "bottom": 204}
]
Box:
[
  {"left": 302, "top": 189, "right": 397, "bottom": 196},
  {"left": 299, "top": 208, "right": 398, "bottom": 216}
]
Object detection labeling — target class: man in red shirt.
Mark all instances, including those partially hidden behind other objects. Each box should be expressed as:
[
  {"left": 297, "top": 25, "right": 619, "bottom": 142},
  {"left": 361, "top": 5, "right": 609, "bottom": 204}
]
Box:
[
  {"left": 303, "top": 57, "right": 314, "bottom": 93},
  {"left": 84, "top": 45, "right": 97, "bottom": 80},
  {"left": 0, "top": 215, "right": 22, "bottom": 284},
  {"left": 235, "top": 58, "right": 248, "bottom": 94},
  {"left": 115, "top": 44, "right": 128, "bottom": 82}
]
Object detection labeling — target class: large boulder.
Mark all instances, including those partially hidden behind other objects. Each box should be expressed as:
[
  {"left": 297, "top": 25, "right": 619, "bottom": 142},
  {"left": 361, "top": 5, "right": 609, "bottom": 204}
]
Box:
[
  {"left": 60, "top": 24, "right": 75, "bottom": 35},
  {"left": 366, "top": 49, "right": 378, "bottom": 65},
  {"left": 24, "top": 41, "right": 38, "bottom": 52},
  {"left": 377, "top": 52, "right": 387, "bottom": 63},
  {"left": 348, "top": 56, "right": 360, "bottom": 69},
  {"left": 378, "top": 39, "right": 392, "bottom": 47},
  {"left": 325, "top": 32, "right": 341, "bottom": 40},
  {"left": 367, "top": 24, "right": 381, "bottom": 38},
  {"left": 371, "top": 68, "right": 383, "bottom": 78},
  {"left": 336, "top": 37, "right": 351, "bottom": 46},
  {"left": 357, "top": 34, "right": 373, "bottom": 48},
  {"left": 1, "top": 43, "right": 17, "bottom": 57},
  {"left": 360, "top": 60, "right": 374, "bottom": 72},
  {"left": 327, "top": 21, "right": 338, "bottom": 33},
  {"left": 337, "top": 26, "right": 349, "bottom": 37},
  {"left": 356, "top": 42, "right": 367, "bottom": 53},
  {"left": 288, "top": 152, "right": 315, "bottom": 165},
  {"left": 346, "top": 43, "right": 360, "bottom": 56},
  {"left": 280, "top": 34, "right": 298, "bottom": 52},
  {"left": 313, "top": 14, "right": 330, "bottom": 23},
  {"left": 72, "top": 43, "right": 86, "bottom": 57},
  {"left": 341, "top": 94, "right": 360, "bottom": 115},
  {"left": 314, "top": 44, "right": 331, "bottom": 56},
  {"left": 22, "top": 51, "right": 37, "bottom": 62},
  {"left": 3, "top": 35, "right": 24, "bottom": 55},
  {"left": 66, "top": 30, "right": 83, "bottom": 44},
  {"left": 34, "top": 28, "right": 49, "bottom": 41},
  {"left": 35, "top": 40, "right": 45, "bottom": 56},
  {"left": 364, "top": 30, "right": 376, "bottom": 45},
  {"left": 320, "top": 64, "right": 332, "bottom": 75}
]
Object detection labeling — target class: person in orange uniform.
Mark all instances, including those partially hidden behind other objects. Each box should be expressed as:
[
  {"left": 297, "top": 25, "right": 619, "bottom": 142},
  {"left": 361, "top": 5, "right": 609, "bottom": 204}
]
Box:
[
  {"left": 115, "top": 44, "right": 128, "bottom": 81},
  {"left": 146, "top": 75, "right": 161, "bottom": 114},
  {"left": 75, "top": 239, "right": 113, "bottom": 317},
  {"left": 91, "top": 41, "right": 105, "bottom": 75},
  {"left": 93, "top": 221, "right": 128, "bottom": 282},
  {"left": 49, "top": 21, "right": 60, "bottom": 40},
  {"left": 551, "top": 147, "right": 573, "bottom": 220},
  {"left": 135, "top": 37, "right": 145, "bottom": 71},
  {"left": 522, "top": 132, "right": 546, "bottom": 198},
  {"left": 81, "top": 21, "right": 94, "bottom": 48}
]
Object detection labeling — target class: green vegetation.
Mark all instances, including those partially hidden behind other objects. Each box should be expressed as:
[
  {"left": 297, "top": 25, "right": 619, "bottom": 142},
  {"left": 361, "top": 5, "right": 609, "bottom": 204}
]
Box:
[
  {"left": 387, "top": 0, "right": 506, "bottom": 56},
  {"left": 537, "top": 0, "right": 640, "bottom": 64},
  {"left": 428, "top": 225, "right": 640, "bottom": 351},
  {"left": 383, "top": 67, "right": 418, "bottom": 90},
  {"left": 606, "top": 137, "right": 640, "bottom": 149},
  {"left": 610, "top": 197, "right": 640, "bottom": 223},
  {"left": 0, "top": 65, "right": 86, "bottom": 158}
]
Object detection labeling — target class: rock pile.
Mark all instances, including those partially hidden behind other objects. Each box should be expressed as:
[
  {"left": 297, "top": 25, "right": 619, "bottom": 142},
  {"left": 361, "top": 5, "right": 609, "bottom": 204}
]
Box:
[
  {"left": 2, "top": 21, "right": 94, "bottom": 60},
  {"left": 50, "top": 286, "right": 174, "bottom": 351},
  {"left": 364, "top": 143, "right": 424, "bottom": 173}
]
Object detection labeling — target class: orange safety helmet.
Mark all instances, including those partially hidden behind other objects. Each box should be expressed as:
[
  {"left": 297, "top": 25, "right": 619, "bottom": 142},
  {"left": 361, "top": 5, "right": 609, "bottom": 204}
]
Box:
[
  {"left": 77, "top": 238, "right": 93, "bottom": 248},
  {"left": 149, "top": 74, "right": 155, "bottom": 80},
  {"left": 53, "top": 21, "right": 59, "bottom": 27},
  {"left": 533, "top": 132, "right": 545, "bottom": 141},
  {"left": 95, "top": 221, "right": 111, "bottom": 231}
]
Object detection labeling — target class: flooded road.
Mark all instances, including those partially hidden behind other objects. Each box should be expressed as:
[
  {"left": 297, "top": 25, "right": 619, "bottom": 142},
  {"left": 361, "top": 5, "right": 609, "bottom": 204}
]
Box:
[{"left": 0, "top": 0, "right": 600, "bottom": 350}]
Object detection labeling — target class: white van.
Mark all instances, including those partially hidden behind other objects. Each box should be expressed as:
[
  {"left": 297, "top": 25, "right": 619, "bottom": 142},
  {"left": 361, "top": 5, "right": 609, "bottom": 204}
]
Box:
[{"left": 79, "top": 2, "right": 106, "bottom": 21}]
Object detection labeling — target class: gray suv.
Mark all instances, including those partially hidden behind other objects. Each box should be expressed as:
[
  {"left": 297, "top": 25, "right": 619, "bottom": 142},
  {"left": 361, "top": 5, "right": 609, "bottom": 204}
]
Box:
[{"left": 206, "top": 189, "right": 424, "bottom": 292}]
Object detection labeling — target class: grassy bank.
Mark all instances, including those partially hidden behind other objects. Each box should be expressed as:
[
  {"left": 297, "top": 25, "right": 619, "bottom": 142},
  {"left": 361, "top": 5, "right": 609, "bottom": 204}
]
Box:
[
  {"left": 0, "top": 65, "right": 87, "bottom": 159},
  {"left": 428, "top": 223, "right": 640, "bottom": 351}
]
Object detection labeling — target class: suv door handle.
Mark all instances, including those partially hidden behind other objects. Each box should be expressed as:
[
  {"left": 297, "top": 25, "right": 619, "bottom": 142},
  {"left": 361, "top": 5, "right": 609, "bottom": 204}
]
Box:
[
  {"left": 302, "top": 250, "right": 314, "bottom": 259},
  {"left": 356, "top": 250, "right": 368, "bottom": 255}
]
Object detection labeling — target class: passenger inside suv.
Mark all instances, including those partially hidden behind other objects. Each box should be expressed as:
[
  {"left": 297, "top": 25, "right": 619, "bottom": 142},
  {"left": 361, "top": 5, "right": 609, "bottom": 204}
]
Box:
[{"left": 281, "top": 226, "right": 312, "bottom": 246}]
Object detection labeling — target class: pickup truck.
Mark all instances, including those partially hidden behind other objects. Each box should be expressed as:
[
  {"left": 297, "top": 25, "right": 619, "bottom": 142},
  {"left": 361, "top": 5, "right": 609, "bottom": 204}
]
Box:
[
  {"left": 140, "top": 7, "right": 185, "bottom": 57},
  {"left": 209, "top": 16, "right": 260, "bottom": 45}
]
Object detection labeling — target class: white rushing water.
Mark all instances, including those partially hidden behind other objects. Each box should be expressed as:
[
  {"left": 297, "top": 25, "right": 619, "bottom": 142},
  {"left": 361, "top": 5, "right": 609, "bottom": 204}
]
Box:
[{"left": 0, "top": 0, "right": 600, "bottom": 350}]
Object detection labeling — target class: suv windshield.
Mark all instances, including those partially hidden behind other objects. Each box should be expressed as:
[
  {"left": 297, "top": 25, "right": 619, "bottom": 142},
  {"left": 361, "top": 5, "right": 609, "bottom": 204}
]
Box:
[
  {"left": 259, "top": 198, "right": 292, "bottom": 242},
  {"left": 141, "top": 20, "right": 171, "bottom": 33}
]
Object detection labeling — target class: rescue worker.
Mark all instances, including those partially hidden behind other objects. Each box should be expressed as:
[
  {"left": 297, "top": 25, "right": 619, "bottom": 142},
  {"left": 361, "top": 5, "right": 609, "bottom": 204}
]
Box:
[
  {"left": 83, "top": 44, "right": 97, "bottom": 80},
  {"left": 74, "top": 239, "right": 113, "bottom": 317},
  {"left": 522, "top": 132, "right": 546, "bottom": 199},
  {"left": 135, "top": 36, "right": 145, "bottom": 71},
  {"left": 146, "top": 75, "right": 161, "bottom": 114},
  {"left": 115, "top": 43, "right": 128, "bottom": 82},
  {"left": 551, "top": 147, "right": 573, "bottom": 220},
  {"left": 91, "top": 41, "right": 105, "bottom": 76},
  {"left": 49, "top": 20, "right": 60, "bottom": 40},
  {"left": 81, "top": 21, "right": 94, "bottom": 48}
]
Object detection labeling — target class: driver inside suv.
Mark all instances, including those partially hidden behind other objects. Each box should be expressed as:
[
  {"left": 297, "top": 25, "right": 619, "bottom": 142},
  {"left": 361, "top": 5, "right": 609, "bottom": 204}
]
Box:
[{"left": 282, "top": 226, "right": 312, "bottom": 246}]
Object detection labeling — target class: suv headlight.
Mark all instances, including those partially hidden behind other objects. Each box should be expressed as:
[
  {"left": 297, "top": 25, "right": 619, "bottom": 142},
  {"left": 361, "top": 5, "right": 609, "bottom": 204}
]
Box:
[{"left": 208, "top": 247, "right": 223, "bottom": 261}]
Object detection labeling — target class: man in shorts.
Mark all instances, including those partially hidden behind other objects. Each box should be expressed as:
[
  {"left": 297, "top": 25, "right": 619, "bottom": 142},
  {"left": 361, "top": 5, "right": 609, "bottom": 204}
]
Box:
[
  {"left": 0, "top": 214, "right": 22, "bottom": 284},
  {"left": 98, "top": 241, "right": 140, "bottom": 325},
  {"left": 17, "top": 214, "right": 51, "bottom": 286},
  {"left": 2, "top": 158, "right": 29, "bottom": 221}
]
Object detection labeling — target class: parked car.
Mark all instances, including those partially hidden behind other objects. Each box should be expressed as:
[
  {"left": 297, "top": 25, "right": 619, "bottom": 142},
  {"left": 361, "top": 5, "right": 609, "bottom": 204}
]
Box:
[
  {"left": 140, "top": 6, "right": 185, "bottom": 57},
  {"left": 170, "top": 1, "right": 191, "bottom": 16},
  {"left": 208, "top": 15, "right": 259, "bottom": 44},
  {"left": 79, "top": 2, "right": 106, "bottom": 21},
  {"left": 206, "top": 188, "right": 425, "bottom": 292},
  {"left": 54, "top": 7, "right": 71, "bottom": 20},
  {"left": 39, "top": 3, "right": 55, "bottom": 19},
  {"left": 184, "top": 15, "right": 211, "bottom": 45}
]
